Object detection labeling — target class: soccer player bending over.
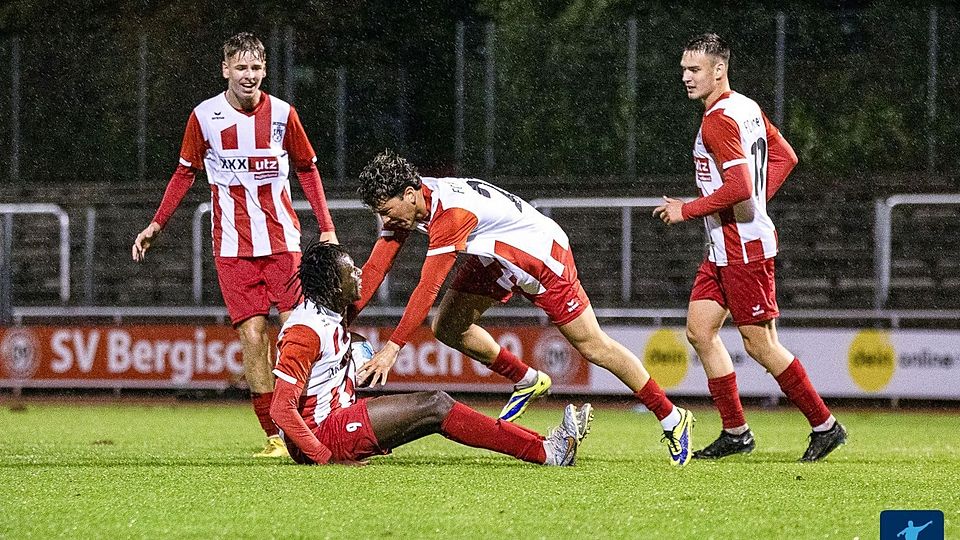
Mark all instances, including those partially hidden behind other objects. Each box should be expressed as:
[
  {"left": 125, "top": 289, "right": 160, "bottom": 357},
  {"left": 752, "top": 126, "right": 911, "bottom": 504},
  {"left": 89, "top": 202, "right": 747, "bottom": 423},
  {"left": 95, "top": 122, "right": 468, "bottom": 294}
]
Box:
[
  {"left": 269, "top": 240, "right": 592, "bottom": 466},
  {"left": 653, "top": 33, "right": 846, "bottom": 462},
  {"left": 353, "top": 151, "right": 694, "bottom": 466}
]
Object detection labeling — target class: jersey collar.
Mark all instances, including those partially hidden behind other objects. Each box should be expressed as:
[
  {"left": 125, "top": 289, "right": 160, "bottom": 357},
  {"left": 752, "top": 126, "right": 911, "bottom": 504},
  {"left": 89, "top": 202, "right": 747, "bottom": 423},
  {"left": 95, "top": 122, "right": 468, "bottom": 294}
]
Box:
[
  {"left": 419, "top": 183, "right": 434, "bottom": 224},
  {"left": 223, "top": 90, "right": 269, "bottom": 117},
  {"left": 704, "top": 90, "right": 733, "bottom": 114},
  {"left": 305, "top": 299, "right": 344, "bottom": 323}
]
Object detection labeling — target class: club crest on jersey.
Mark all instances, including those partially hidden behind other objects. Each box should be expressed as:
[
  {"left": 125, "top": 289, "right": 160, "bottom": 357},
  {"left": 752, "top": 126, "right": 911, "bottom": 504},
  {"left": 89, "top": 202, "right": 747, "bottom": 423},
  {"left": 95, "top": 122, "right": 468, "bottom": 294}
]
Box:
[{"left": 271, "top": 121, "right": 286, "bottom": 143}]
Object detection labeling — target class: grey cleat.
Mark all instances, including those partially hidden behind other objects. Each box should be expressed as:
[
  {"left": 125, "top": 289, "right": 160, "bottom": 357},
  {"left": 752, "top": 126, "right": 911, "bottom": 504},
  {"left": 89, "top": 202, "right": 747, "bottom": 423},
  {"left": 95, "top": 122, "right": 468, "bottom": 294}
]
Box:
[
  {"left": 576, "top": 403, "right": 594, "bottom": 443},
  {"left": 543, "top": 404, "right": 581, "bottom": 466}
]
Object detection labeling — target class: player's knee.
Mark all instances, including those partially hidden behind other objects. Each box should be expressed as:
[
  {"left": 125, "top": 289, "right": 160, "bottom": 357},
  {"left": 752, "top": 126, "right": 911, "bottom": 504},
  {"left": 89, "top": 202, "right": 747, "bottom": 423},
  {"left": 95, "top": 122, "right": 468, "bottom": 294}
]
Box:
[
  {"left": 741, "top": 335, "right": 770, "bottom": 360},
  {"left": 685, "top": 325, "right": 712, "bottom": 351},
  {"left": 420, "top": 390, "right": 455, "bottom": 423},
  {"left": 237, "top": 317, "right": 269, "bottom": 345},
  {"left": 574, "top": 334, "right": 616, "bottom": 367},
  {"left": 237, "top": 324, "right": 268, "bottom": 348}
]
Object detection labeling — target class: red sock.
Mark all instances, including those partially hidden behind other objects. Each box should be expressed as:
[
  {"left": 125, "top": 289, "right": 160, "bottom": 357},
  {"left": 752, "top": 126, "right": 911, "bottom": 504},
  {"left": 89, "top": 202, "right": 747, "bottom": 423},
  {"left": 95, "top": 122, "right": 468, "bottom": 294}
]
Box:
[
  {"left": 440, "top": 402, "right": 546, "bottom": 464},
  {"left": 251, "top": 392, "right": 279, "bottom": 437},
  {"left": 708, "top": 373, "right": 747, "bottom": 430},
  {"left": 488, "top": 348, "right": 531, "bottom": 384},
  {"left": 634, "top": 378, "right": 675, "bottom": 421},
  {"left": 774, "top": 358, "right": 832, "bottom": 427}
]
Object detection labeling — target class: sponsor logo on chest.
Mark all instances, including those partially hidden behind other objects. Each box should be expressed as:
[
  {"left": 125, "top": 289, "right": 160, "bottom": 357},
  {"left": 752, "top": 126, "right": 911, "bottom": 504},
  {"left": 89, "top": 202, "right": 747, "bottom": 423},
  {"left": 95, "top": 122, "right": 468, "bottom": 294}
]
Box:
[
  {"left": 694, "top": 156, "right": 712, "bottom": 184},
  {"left": 218, "top": 156, "right": 281, "bottom": 180}
]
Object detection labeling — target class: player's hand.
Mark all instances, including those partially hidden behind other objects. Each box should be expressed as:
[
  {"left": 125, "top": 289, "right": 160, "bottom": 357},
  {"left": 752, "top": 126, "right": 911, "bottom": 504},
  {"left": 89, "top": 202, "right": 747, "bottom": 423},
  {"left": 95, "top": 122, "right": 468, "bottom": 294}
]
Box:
[
  {"left": 132, "top": 222, "right": 162, "bottom": 262},
  {"left": 358, "top": 341, "right": 401, "bottom": 387},
  {"left": 652, "top": 196, "right": 686, "bottom": 225},
  {"left": 319, "top": 230, "right": 339, "bottom": 245}
]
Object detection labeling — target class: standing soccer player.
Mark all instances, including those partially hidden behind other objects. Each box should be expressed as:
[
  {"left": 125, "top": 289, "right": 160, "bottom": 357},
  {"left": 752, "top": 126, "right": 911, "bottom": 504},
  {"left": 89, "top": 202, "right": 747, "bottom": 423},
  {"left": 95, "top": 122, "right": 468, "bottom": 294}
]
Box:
[
  {"left": 653, "top": 33, "right": 846, "bottom": 461},
  {"left": 271, "top": 240, "right": 592, "bottom": 467},
  {"left": 353, "top": 150, "right": 694, "bottom": 467},
  {"left": 131, "top": 32, "right": 338, "bottom": 457}
]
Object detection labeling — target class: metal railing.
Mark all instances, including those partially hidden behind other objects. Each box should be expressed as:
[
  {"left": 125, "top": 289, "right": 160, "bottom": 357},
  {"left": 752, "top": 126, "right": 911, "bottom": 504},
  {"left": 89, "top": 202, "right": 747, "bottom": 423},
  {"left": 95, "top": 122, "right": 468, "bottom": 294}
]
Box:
[
  {"left": 3, "top": 194, "right": 959, "bottom": 321},
  {"left": 0, "top": 204, "right": 71, "bottom": 304},
  {"left": 189, "top": 196, "right": 664, "bottom": 307},
  {"left": 532, "top": 197, "right": 664, "bottom": 303},
  {"left": 873, "top": 193, "right": 960, "bottom": 308}
]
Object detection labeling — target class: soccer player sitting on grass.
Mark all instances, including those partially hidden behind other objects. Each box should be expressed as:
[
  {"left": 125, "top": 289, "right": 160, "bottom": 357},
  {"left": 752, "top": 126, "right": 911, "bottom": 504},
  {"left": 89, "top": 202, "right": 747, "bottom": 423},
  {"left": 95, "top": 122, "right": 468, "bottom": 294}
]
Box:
[{"left": 269, "top": 240, "right": 592, "bottom": 466}]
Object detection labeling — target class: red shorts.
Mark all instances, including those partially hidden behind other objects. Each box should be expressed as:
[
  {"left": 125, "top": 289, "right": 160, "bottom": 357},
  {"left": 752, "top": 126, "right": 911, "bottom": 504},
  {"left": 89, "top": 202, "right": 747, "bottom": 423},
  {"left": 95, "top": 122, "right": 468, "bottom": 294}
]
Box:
[
  {"left": 214, "top": 251, "right": 302, "bottom": 326},
  {"left": 690, "top": 258, "right": 779, "bottom": 326},
  {"left": 450, "top": 254, "right": 590, "bottom": 326},
  {"left": 315, "top": 399, "right": 390, "bottom": 462}
]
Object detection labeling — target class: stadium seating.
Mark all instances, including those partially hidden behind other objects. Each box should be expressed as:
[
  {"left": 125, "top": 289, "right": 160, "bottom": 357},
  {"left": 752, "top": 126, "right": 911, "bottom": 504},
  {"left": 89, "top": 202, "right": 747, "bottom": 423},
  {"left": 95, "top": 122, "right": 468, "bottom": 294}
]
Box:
[{"left": 1, "top": 178, "right": 956, "bottom": 312}]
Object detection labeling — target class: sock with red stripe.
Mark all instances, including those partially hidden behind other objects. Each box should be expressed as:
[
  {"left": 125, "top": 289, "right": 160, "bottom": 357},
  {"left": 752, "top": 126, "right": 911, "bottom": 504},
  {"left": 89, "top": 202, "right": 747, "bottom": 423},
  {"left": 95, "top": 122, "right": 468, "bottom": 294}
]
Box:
[
  {"left": 251, "top": 391, "right": 279, "bottom": 437},
  {"left": 488, "top": 347, "right": 534, "bottom": 384},
  {"left": 774, "top": 358, "right": 833, "bottom": 428},
  {"left": 635, "top": 378, "right": 679, "bottom": 429},
  {"left": 440, "top": 402, "right": 546, "bottom": 464},
  {"left": 708, "top": 372, "right": 748, "bottom": 432}
]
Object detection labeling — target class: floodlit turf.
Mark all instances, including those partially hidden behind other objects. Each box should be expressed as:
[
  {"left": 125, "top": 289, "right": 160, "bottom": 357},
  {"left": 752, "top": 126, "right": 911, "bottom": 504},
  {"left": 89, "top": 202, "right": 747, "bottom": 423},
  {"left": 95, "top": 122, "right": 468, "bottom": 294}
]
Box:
[{"left": 1, "top": 401, "right": 958, "bottom": 539}]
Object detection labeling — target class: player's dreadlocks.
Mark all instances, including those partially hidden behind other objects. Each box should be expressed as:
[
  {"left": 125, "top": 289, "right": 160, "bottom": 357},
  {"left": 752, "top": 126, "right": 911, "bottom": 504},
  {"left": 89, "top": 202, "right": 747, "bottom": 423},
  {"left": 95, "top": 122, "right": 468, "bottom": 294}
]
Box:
[
  {"left": 294, "top": 240, "right": 351, "bottom": 313},
  {"left": 223, "top": 32, "right": 265, "bottom": 62},
  {"left": 357, "top": 150, "right": 422, "bottom": 209},
  {"left": 684, "top": 33, "right": 730, "bottom": 65}
]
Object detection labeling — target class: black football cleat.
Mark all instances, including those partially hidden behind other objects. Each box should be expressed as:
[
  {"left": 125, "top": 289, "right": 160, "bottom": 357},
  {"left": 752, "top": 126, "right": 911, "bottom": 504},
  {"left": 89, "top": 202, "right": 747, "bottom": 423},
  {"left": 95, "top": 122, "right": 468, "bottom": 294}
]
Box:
[
  {"left": 692, "top": 429, "right": 756, "bottom": 459},
  {"left": 800, "top": 421, "right": 847, "bottom": 462}
]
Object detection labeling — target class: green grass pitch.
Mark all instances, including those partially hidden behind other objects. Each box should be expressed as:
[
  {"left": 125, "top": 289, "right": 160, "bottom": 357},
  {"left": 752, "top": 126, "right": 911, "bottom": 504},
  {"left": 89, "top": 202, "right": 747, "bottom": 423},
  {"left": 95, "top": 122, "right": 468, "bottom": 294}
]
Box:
[{"left": 1, "top": 401, "right": 957, "bottom": 539}]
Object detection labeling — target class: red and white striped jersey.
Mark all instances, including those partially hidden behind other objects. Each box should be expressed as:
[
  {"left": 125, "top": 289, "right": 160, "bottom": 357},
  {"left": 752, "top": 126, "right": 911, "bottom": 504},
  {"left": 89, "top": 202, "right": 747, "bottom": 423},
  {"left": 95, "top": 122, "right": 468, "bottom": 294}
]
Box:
[
  {"left": 406, "top": 177, "right": 573, "bottom": 296},
  {"left": 694, "top": 91, "right": 779, "bottom": 266},
  {"left": 181, "top": 92, "right": 316, "bottom": 257},
  {"left": 273, "top": 301, "right": 356, "bottom": 429}
]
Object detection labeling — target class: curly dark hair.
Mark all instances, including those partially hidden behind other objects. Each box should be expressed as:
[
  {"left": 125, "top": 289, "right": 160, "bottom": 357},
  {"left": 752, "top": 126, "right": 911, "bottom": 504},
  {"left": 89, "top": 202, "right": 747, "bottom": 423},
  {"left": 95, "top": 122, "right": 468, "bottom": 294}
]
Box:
[
  {"left": 292, "top": 240, "right": 351, "bottom": 313},
  {"left": 684, "top": 33, "right": 730, "bottom": 65},
  {"left": 357, "top": 150, "right": 421, "bottom": 208}
]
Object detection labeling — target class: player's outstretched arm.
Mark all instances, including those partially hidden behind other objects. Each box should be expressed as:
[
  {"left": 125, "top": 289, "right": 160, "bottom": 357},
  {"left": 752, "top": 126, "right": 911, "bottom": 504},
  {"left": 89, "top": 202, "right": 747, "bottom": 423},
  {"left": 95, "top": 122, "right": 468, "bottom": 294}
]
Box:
[
  {"left": 132, "top": 221, "right": 162, "bottom": 262},
  {"left": 357, "top": 251, "right": 457, "bottom": 387},
  {"left": 285, "top": 106, "right": 336, "bottom": 239},
  {"left": 351, "top": 230, "right": 410, "bottom": 317}
]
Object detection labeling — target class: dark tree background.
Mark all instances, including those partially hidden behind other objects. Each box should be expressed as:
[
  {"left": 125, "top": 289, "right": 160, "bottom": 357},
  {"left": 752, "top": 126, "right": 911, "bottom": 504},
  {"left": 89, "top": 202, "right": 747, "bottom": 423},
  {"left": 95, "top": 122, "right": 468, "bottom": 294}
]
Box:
[{"left": 0, "top": 0, "right": 956, "bottom": 193}]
